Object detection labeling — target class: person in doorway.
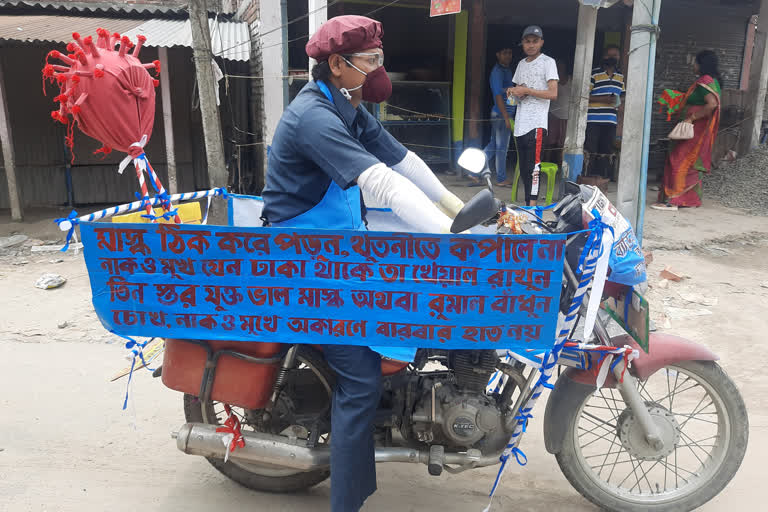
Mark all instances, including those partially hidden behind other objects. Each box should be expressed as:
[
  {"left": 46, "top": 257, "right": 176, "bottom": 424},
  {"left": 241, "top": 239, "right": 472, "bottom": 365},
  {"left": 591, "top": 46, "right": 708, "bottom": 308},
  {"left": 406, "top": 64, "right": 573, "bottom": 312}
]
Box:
[
  {"left": 482, "top": 45, "right": 517, "bottom": 186},
  {"left": 584, "top": 45, "right": 625, "bottom": 179},
  {"left": 508, "top": 25, "right": 559, "bottom": 206},
  {"left": 261, "top": 15, "right": 465, "bottom": 512},
  {"left": 653, "top": 50, "right": 721, "bottom": 210},
  {"left": 546, "top": 58, "right": 571, "bottom": 165}
]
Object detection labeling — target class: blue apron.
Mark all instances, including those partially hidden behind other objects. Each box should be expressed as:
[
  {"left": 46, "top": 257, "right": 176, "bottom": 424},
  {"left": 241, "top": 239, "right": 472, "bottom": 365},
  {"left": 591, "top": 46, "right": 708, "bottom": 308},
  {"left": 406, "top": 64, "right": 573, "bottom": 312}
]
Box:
[
  {"left": 271, "top": 80, "right": 385, "bottom": 511},
  {"left": 272, "top": 81, "right": 416, "bottom": 364}
]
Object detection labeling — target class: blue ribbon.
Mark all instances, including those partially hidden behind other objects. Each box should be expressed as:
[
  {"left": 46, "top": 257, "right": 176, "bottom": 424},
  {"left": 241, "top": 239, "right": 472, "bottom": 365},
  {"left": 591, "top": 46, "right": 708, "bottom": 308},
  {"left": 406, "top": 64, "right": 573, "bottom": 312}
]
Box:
[
  {"left": 117, "top": 335, "right": 157, "bottom": 410},
  {"left": 515, "top": 411, "right": 534, "bottom": 432},
  {"left": 155, "top": 190, "right": 172, "bottom": 209},
  {"left": 141, "top": 208, "right": 178, "bottom": 222},
  {"left": 54, "top": 210, "right": 79, "bottom": 251}
]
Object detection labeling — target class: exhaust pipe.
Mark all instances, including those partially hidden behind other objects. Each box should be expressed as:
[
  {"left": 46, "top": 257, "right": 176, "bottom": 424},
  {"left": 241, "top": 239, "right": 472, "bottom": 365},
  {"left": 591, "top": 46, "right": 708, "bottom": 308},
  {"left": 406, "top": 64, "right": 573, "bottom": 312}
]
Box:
[{"left": 174, "top": 423, "right": 502, "bottom": 470}]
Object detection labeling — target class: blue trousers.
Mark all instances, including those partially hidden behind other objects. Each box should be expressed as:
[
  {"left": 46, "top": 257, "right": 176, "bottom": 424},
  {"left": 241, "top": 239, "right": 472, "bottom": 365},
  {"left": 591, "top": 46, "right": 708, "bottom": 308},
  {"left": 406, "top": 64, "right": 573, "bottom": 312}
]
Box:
[
  {"left": 483, "top": 111, "right": 514, "bottom": 183},
  {"left": 323, "top": 345, "right": 382, "bottom": 511}
]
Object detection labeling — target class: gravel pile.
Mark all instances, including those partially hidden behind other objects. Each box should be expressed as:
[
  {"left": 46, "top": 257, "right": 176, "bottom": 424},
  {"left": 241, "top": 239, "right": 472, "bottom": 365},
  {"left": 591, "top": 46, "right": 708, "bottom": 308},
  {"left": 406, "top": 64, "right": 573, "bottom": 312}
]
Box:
[{"left": 704, "top": 146, "right": 768, "bottom": 215}]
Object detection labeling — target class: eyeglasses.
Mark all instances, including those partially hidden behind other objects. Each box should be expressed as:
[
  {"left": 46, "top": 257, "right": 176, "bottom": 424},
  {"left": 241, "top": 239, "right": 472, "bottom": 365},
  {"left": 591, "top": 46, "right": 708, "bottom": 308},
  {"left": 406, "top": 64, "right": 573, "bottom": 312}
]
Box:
[{"left": 342, "top": 52, "right": 384, "bottom": 67}]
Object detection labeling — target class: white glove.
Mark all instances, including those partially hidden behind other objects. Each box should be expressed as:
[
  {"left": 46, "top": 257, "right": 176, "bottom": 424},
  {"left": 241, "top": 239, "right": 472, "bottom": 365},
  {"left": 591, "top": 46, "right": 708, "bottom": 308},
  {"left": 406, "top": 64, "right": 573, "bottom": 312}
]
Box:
[
  {"left": 358, "top": 164, "right": 454, "bottom": 234},
  {"left": 391, "top": 151, "right": 465, "bottom": 217}
]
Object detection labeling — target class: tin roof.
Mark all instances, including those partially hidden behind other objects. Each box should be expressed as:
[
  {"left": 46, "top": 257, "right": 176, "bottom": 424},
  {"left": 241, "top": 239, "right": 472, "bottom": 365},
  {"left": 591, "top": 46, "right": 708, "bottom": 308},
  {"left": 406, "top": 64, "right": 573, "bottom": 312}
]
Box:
[
  {"left": 0, "top": 1, "right": 188, "bottom": 16},
  {"left": 123, "top": 17, "right": 251, "bottom": 61},
  {"left": 0, "top": 14, "right": 251, "bottom": 61}
]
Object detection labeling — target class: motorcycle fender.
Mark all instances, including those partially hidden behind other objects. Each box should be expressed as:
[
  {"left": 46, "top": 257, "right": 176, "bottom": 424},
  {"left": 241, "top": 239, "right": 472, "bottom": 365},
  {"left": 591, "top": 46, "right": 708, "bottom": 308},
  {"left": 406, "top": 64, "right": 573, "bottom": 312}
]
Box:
[{"left": 543, "top": 333, "right": 719, "bottom": 454}]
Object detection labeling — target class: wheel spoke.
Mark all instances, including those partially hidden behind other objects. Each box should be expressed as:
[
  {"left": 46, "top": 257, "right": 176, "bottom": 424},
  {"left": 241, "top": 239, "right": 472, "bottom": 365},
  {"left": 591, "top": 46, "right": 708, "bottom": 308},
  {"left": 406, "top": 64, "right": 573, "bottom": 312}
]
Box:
[
  {"left": 678, "top": 430, "right": 714, "bottom": 466},
  {"left": 581, "top": 410, "right": 618, "bottom": 430},
  {"left": 592, "top": 433, "right": 624, "bottom": 478},
  {"left": 637, "top": 459, "right": 660, "bottom": 494},
  {"left": 653, "top": 381, "right": 702, "bottom": 406},
  {"left": 578, "top": 427, "right": 618, "bottom": 449},
  {"left": 584, "top": 450, "right": 627, "bottom": 460},
  {"left": 669, "top": 370, "right": 680, "bottom": 410},
  {"left": 605, "top": 442, "right": 624, "bottom": 484},
  {"left": 673, "top": 411, "right": 719, "bottom": 425},
  {"left": 637, "top": 378, "right": 655, "bottom": 403},
  {"left": 597, "top": 389, "right": 622, "bottom": 421},
  {"left": 678, "top": 397, "right": 714, "bottom": 432}
]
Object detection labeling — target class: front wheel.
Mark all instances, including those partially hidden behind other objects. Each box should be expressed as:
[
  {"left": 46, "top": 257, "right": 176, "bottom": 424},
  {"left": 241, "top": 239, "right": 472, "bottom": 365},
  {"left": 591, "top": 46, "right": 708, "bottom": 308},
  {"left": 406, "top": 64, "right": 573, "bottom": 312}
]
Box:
[
  {"left": 555, "top": 361, "right": 748, "bottom": 512},
  {"left": 183, "top": 346, "right": 335, "bottom": 493}
]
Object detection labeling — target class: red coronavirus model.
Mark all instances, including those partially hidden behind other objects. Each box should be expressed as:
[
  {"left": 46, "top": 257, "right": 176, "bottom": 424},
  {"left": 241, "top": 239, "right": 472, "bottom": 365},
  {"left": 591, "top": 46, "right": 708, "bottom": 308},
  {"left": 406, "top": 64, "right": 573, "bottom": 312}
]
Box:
[{"left": 43, "top": 29, "right": 177, "bottom": 222}]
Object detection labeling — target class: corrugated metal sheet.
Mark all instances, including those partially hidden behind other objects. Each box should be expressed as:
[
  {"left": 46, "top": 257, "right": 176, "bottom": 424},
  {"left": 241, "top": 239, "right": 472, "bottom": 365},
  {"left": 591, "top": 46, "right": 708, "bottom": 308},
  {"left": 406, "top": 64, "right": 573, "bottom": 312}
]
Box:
[
  {"left": 0, "top": 14, "right": 251, "bottom": 61},
  {"left": 0, "top": 1, "right": 188, "bottom": 16},
  {"left": 0, "top": 14, "right": 144, "bottom": 44},
  {"left": 122, "top": 18, "right": 251, "bottom": 61}
]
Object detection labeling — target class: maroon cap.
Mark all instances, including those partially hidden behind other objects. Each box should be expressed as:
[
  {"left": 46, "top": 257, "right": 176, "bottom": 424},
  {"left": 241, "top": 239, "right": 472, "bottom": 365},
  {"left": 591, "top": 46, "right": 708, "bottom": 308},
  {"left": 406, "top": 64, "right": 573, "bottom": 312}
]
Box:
[{"left": 305, "top": 15, "right": 383, "bottom": 61}]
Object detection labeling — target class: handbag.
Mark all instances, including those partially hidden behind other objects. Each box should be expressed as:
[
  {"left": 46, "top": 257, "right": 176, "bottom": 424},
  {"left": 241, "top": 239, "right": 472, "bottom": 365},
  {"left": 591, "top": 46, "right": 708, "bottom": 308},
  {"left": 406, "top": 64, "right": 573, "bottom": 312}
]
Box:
[{"left": 668, "top": 121, "right": 694, "bottom": 140}]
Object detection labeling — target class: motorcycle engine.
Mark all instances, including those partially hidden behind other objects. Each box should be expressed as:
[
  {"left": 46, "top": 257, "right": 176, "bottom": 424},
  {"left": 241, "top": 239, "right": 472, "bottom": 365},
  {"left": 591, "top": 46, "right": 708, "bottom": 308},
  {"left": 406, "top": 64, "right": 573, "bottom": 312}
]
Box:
[{"left": 409, "top": 350, "right": 509, "bottom": 454}]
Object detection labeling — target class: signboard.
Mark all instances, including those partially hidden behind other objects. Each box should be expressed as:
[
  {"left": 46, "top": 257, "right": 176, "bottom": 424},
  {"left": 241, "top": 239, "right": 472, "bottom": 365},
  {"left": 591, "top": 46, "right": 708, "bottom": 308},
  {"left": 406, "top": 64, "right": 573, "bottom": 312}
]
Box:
[
  {"left": 80, "top": 223, "right": 565, "bottom": 352},
  {"left": 430, "top": 0, "right": 461, "bottom": 17}
]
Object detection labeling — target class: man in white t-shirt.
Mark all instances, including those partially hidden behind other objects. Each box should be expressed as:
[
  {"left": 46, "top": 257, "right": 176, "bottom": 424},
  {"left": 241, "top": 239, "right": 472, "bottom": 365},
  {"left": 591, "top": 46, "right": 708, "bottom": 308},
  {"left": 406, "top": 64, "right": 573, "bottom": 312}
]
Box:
[{"left": 508, "top": 26, "right": 559, "bottom": 206}]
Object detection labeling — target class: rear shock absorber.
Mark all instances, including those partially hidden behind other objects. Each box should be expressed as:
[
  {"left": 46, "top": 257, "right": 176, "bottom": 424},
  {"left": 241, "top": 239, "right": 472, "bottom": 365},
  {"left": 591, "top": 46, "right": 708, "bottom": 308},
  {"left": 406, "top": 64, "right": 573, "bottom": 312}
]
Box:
[{"left": 262, "top": 345, "right": 298, "bottom": 422}]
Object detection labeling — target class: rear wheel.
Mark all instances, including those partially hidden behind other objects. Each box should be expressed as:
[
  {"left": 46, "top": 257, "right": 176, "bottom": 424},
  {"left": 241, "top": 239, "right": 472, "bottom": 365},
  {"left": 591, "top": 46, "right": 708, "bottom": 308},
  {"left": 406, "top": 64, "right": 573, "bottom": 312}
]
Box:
[
  {"left": 183, "top": 346, "right": 335, "bottom": 493},
  {"left": 555, "top": 361, "right": 748, "bottom": 512}
]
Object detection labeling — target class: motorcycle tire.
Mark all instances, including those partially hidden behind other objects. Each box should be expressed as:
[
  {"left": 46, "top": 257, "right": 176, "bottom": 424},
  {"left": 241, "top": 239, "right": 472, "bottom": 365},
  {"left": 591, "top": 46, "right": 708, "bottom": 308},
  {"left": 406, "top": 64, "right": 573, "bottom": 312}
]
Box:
[
  {"left": 554, "top": 360, "right": 748, "bottom": 512},
  {"left": 183, "top": 346, "right": 335, "bottom": 493}
]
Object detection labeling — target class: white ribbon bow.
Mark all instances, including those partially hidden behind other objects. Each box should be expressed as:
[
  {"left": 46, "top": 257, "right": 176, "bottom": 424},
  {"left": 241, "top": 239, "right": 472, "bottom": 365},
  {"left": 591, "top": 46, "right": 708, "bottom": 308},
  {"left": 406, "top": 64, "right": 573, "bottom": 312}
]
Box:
[{"left": 117, "top": 134, "right": 148, "bottom": 174}]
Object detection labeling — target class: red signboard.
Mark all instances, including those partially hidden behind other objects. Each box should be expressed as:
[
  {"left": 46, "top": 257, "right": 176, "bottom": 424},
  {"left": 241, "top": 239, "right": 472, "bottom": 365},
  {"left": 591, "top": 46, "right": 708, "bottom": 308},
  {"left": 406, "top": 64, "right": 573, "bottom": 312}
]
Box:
[{"left": 430, "top": 0, "right": 461, "bottom": 17}]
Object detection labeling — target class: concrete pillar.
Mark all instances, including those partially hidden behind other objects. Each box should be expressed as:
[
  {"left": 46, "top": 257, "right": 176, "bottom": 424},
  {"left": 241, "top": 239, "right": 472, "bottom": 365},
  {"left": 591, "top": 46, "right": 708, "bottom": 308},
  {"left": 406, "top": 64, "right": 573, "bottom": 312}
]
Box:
[
  {"left": 616, "top": 0, "right": 654, "bottom": 225},
  {"left": 261, "top": 0, "right": 287, "bottom": 147},
  {"left": 0, "top": 56, "right": 22, "bottom": 220},
  {"left": 562, "top": 3, "right": 599, "bottom": 182},
  {"left": 307, "top": 0, "right": 327, "bottom": 77},
  {"left": 158, "top": 48, "right": 177, "bottom": 195},
  {"left": 742, "top": 0, "right": 768, "bottom": 155}
]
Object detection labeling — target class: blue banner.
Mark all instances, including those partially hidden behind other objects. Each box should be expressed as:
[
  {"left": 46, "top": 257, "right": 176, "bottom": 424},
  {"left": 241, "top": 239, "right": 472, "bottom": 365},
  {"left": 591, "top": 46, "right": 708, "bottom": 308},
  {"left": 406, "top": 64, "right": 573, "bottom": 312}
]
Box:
[{"left": 79, "top": 222, "right": 565, "bottom": 352}]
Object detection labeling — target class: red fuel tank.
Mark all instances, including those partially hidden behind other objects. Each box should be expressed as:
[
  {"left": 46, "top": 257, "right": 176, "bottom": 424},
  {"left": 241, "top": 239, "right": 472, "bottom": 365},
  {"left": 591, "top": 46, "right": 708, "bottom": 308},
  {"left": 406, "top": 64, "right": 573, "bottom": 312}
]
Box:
[{"left": 161, "top": 339, "right": 282, "bottom": 410}]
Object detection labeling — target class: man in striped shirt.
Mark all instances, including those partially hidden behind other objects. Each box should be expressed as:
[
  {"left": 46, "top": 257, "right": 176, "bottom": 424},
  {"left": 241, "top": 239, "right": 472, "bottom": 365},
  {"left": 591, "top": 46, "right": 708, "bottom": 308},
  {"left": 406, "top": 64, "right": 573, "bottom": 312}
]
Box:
[{"left": 585, "top": 45, "right": 625, "bottom": 179}]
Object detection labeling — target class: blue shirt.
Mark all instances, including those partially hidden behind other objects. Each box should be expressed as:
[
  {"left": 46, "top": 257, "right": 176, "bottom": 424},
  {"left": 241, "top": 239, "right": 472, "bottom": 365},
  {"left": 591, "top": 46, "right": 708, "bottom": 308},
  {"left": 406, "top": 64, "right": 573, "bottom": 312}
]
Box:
[
  {"left": 262, "top": 81, "right": 408, "bottom": 223},
  {"left": 489, "top": 63, "right": 516, "bottom": 117}
]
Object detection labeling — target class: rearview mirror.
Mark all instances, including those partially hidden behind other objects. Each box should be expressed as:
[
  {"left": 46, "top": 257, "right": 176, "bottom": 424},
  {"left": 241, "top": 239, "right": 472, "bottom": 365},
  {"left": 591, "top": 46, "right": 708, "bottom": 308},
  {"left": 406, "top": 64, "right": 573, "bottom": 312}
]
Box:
[
  {"left": 450, "top": 188, "right": 501, "bottom": 233},
  {"left": 457, "top": 148, "right": 488, "bottom": 176}
]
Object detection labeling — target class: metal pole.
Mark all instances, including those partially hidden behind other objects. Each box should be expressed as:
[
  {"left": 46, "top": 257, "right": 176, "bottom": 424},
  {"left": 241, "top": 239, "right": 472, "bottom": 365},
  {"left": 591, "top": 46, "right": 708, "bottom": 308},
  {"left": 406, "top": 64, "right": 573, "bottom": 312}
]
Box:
[
  {"left": 188, "top": 0, "right": 228, "bottom": 188},
  {"left": 635, "top": 0, "right": 661, "bottom": 243}
]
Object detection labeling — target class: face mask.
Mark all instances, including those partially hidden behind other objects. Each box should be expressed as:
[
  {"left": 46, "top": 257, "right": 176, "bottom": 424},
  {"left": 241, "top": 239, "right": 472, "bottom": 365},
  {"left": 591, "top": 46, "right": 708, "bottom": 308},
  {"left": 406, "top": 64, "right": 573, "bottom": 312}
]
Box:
[
  {"left": 340, "top": 58, "right": 392, "bottom": 103},
  {"left": 603, "top": 57, "right": 618, "bottom": 68}
]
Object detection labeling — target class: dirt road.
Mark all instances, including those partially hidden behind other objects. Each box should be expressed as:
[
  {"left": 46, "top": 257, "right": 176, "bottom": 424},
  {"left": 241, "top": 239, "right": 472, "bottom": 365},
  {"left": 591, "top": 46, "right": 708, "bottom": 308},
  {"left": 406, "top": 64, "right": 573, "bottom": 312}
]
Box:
[{"left": 0, "top": 203, "right": 765, "bottom": 511}]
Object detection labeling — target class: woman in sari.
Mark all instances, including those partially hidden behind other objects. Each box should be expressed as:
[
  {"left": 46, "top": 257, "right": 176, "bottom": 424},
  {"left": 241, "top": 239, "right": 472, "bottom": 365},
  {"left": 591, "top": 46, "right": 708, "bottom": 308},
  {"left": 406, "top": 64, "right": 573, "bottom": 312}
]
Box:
[{"left": 653, "top": 50, "right": 721, "bottom": 210}]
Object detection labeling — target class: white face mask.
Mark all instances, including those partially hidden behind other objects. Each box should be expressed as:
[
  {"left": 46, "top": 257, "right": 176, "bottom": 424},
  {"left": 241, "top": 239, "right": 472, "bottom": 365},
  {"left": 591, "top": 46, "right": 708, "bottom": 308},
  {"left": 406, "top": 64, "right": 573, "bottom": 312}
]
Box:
[{"left": 339, "top": 57, "right": 367, "bottom": 100}]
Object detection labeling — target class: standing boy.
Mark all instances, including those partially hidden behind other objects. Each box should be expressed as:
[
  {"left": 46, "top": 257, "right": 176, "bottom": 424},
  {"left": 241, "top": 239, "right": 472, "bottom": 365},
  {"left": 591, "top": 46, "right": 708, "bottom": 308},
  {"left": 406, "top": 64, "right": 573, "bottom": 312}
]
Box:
[
  {"left": 585, "top": 44, "right": 625, "bottom": 179},
  {"left": 508, "top": 26, "right": 558, "bottom": 206},
  {"left": 483, "top": 45, "right": 517, "bottom": 186}
]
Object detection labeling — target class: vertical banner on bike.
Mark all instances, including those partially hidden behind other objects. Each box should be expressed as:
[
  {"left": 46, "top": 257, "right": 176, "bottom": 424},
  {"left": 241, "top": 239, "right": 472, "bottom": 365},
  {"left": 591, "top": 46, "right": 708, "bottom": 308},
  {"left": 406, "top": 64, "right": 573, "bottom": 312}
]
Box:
[{"left": 79, "top": 223, "right": 565, "bottom": 352}]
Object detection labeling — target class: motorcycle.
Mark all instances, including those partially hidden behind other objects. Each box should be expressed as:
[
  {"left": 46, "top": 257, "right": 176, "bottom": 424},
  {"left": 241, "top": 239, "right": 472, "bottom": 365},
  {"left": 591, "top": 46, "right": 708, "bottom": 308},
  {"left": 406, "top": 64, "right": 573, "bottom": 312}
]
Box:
[{"left": 162, "top": 149, "right": 748, "bottom": 511}]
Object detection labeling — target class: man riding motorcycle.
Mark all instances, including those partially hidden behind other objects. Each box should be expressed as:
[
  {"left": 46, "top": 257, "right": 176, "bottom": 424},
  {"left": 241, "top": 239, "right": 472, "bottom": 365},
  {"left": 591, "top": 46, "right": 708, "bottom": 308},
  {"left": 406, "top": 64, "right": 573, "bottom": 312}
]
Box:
[{"left": 260, "top": 15, "right": 465, "bottom": 512}]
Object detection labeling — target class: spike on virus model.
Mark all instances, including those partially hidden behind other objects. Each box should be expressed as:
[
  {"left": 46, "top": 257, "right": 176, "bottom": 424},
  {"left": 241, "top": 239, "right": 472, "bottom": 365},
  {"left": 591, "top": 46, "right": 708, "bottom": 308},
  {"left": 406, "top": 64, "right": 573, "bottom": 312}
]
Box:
[{"left": 42, "top": 29, "right": 177, "bottom": 223}]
